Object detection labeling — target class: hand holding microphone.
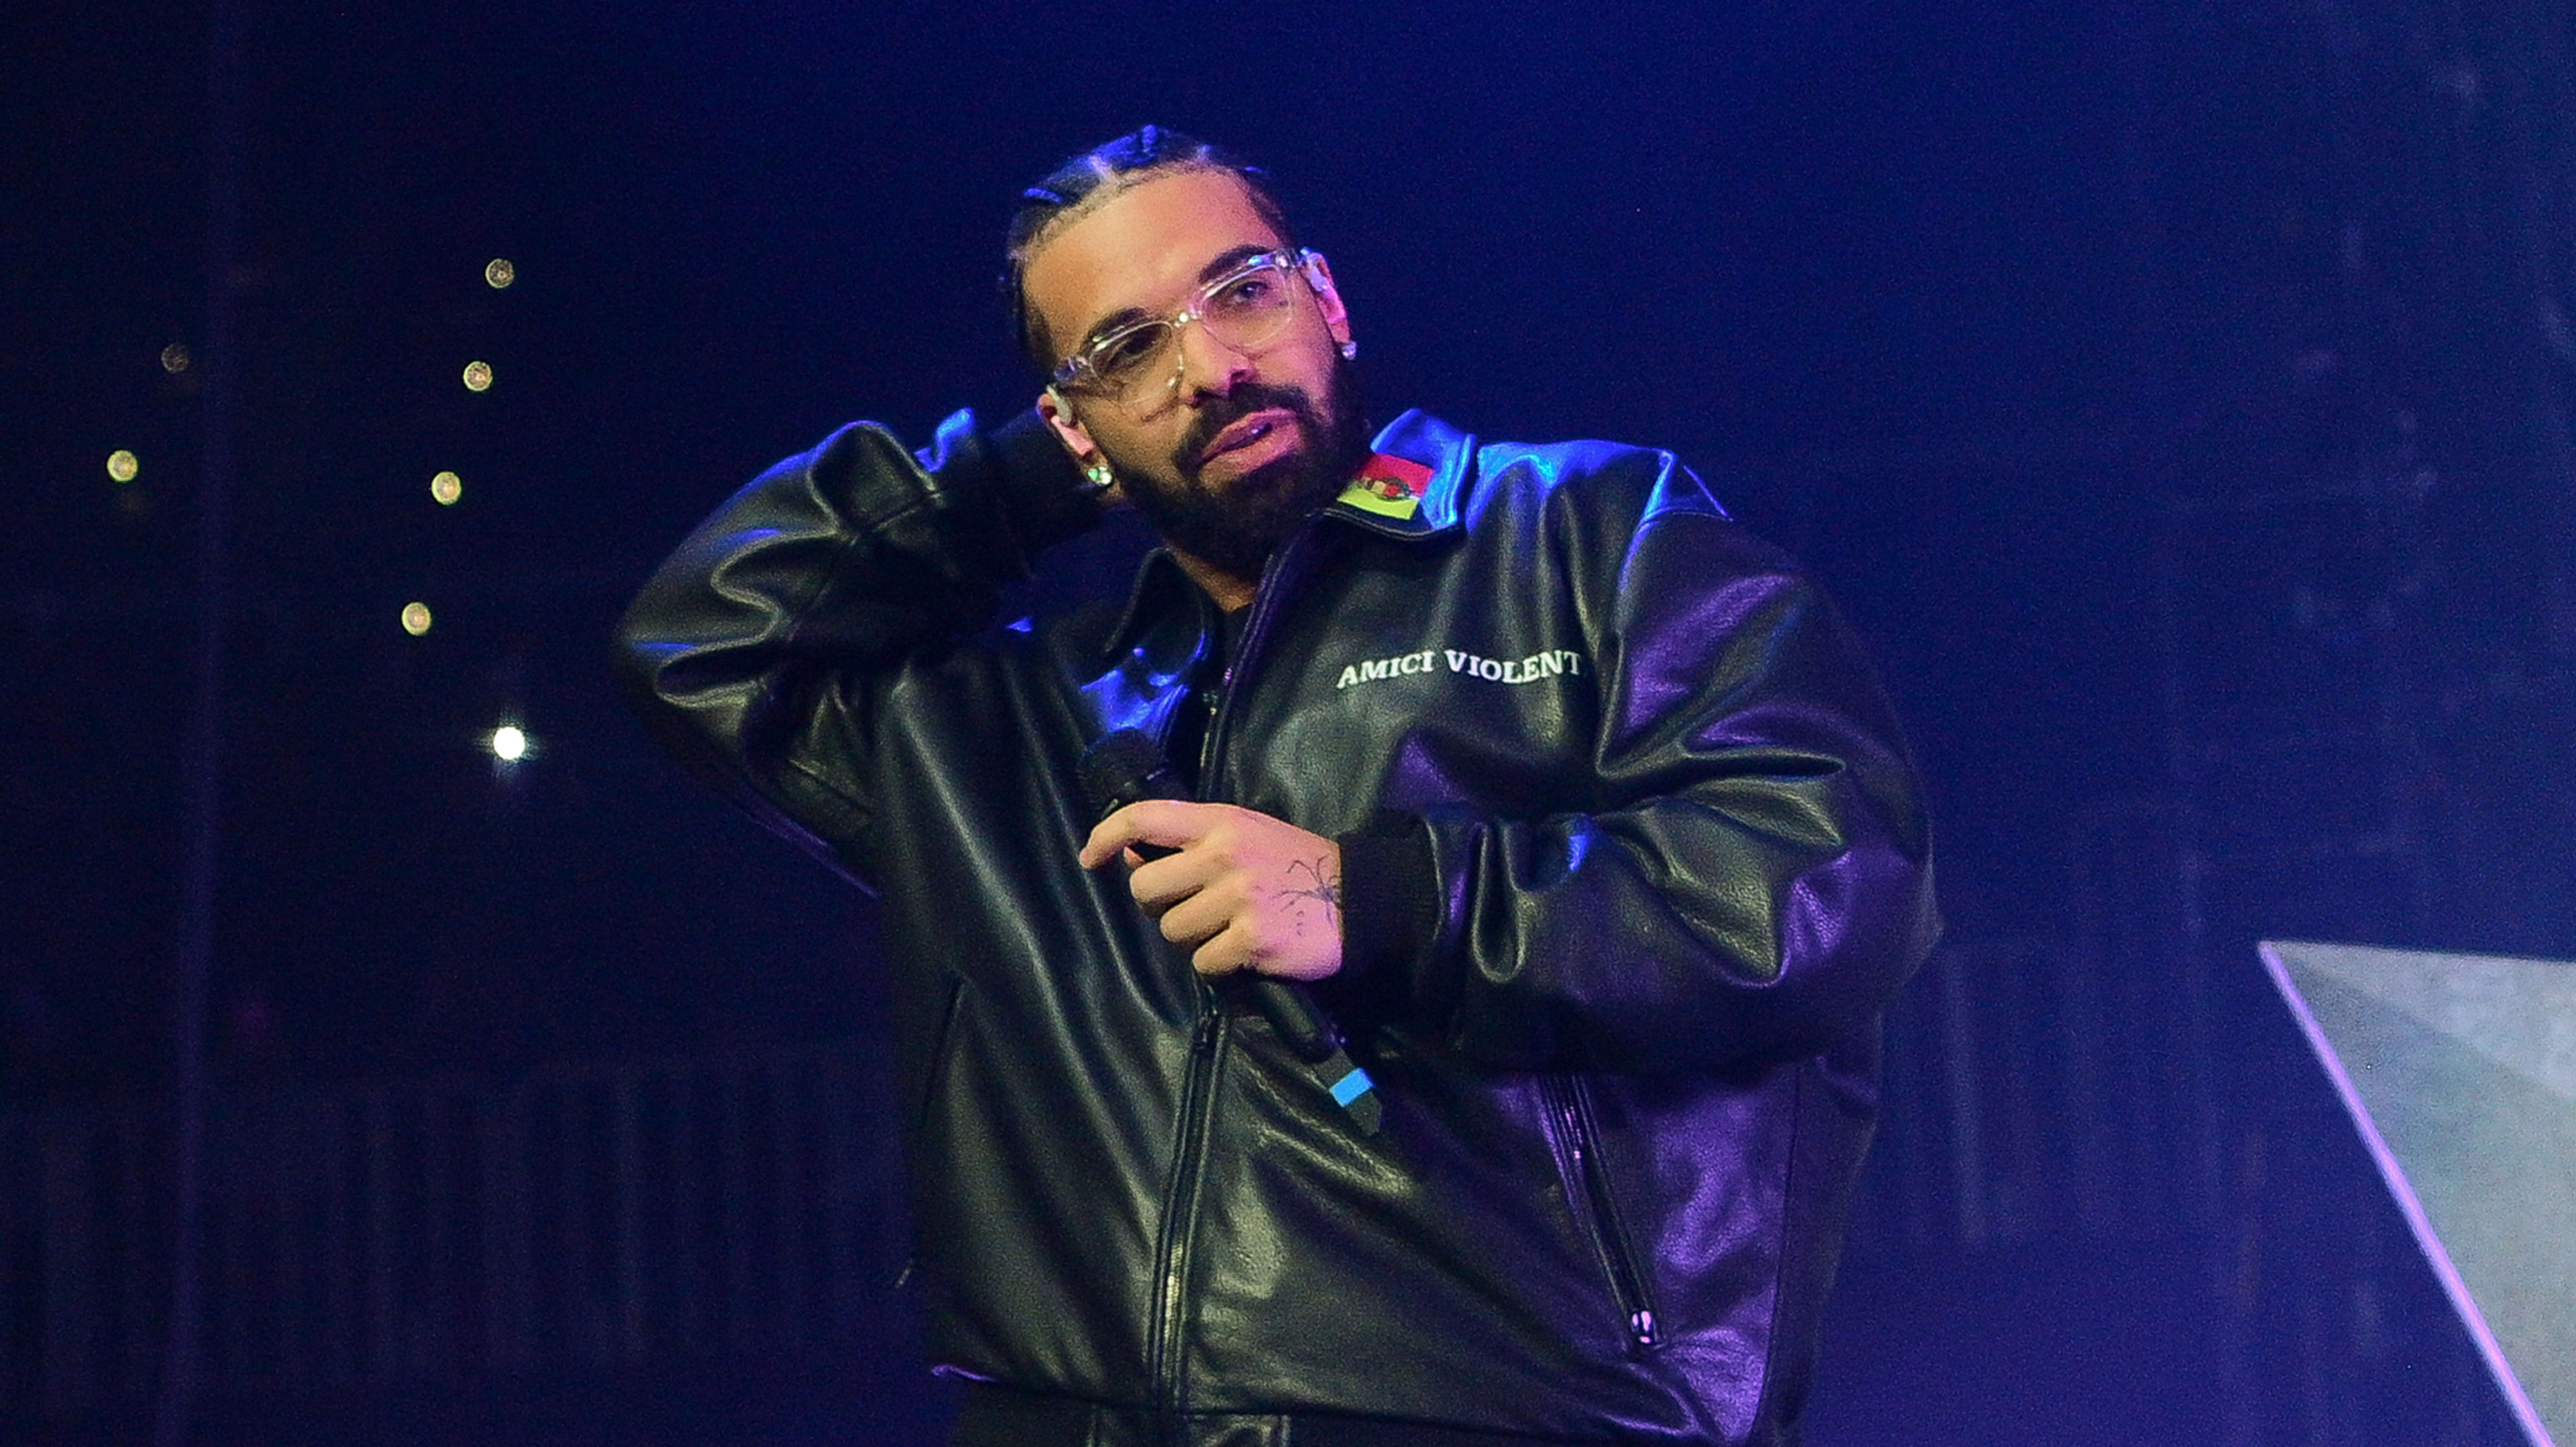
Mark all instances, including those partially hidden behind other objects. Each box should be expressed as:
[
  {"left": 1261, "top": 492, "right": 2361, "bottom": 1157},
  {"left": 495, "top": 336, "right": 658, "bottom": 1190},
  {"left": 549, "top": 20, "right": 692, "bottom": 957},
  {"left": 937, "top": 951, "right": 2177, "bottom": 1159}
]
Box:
[
  {"left": 1077, "top": 731, "right": 1381, "bottom": 1129},
  {"left": 1077, "top": 731, "right": 1346, "bottom": 1060}
]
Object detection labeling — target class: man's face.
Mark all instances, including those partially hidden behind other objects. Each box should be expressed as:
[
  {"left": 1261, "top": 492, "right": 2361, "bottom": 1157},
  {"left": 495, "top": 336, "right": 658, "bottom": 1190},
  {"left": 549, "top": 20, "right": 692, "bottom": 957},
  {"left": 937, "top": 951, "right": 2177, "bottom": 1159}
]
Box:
[{"left": 1025, "top": 168, "right": 1368, "bottom": 582}]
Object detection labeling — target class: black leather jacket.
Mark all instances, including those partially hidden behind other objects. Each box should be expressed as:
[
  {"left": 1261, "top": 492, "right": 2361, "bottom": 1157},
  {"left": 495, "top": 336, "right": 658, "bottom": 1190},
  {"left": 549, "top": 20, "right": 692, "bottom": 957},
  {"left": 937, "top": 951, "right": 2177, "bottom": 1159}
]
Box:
[{"left": 616, "top": 407, "right": 1939, "bottom": 1445}]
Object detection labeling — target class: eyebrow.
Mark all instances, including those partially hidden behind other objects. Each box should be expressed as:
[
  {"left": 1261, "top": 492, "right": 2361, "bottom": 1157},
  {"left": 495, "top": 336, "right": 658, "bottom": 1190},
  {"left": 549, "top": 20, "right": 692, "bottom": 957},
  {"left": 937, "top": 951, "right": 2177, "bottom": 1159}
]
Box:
[
  {"left": 1195, "top": 244, "right": 1273, "bottom": 285},
  {"left": 1075, "top": 244, "right": 1279, "bottom": 352}
]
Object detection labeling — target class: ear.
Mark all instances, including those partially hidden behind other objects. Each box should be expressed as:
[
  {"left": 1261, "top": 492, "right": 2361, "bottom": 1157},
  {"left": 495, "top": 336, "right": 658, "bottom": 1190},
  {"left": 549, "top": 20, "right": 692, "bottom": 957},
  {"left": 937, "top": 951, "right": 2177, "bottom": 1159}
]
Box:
[
  {"left": 1303, "top": 252, "right": 1354, "bottom": 351},
  {"left": 1038, "top": 387, "right": 1125, "bottom": 506},
  {"left": 1037, "top": 386, "right": 1099, "bottom": 462}
]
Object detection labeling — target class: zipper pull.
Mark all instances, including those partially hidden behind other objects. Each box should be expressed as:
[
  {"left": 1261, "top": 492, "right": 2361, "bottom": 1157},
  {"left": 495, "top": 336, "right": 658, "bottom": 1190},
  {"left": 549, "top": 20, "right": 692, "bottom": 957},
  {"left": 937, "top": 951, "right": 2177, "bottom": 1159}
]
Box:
[{"left": 1193, "top": 1006, "right": 1222, "bottom": 1057}]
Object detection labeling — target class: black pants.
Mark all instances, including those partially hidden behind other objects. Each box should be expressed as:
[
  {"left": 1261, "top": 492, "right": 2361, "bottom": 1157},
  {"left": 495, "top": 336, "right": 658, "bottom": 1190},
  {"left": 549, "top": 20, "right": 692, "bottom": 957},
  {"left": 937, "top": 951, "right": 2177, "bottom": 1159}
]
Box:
[{"left": 949, "top": 1382, "right": 1587, "bottom": 1447}]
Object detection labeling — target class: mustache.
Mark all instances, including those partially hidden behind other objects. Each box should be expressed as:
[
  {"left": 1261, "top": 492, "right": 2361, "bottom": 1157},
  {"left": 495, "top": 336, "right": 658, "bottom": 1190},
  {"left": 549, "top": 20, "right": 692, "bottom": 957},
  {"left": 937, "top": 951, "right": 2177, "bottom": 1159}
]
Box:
[{"left": 1173, "top": 382, "right": 1319, "bottom": 477}]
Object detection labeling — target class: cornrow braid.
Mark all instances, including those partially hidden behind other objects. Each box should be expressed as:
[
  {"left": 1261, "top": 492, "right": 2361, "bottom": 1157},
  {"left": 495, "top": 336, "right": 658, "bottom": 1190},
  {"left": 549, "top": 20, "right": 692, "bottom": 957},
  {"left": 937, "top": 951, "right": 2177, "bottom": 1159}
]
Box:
[{"left": 1002, "top": 126, "right": 1298, "bottom": 372}]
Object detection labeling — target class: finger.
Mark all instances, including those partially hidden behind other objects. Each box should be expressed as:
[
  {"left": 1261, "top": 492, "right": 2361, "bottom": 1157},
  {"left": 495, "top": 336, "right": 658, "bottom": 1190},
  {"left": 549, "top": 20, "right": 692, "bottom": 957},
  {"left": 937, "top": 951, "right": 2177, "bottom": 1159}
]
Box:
[
  {"left": 1155, "top": 883, "right": 1239, "bottom": 948},
  {"left": 1079, "top": 800, "right": 1213, "bottom": 869},
  {"left": 1191, "top": 920, "right": 1255, "bottom": 978},
  {"left": 1126, "top": 847, "right": 1227, "bottom": 913}
]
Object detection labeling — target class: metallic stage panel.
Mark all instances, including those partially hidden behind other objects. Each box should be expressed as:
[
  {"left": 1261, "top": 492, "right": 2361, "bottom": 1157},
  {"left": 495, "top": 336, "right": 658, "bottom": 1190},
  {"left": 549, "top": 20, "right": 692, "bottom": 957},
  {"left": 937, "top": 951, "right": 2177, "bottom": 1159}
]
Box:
[{"left": 2261, "top": 941, "right": 2576, "bottom": 1447}]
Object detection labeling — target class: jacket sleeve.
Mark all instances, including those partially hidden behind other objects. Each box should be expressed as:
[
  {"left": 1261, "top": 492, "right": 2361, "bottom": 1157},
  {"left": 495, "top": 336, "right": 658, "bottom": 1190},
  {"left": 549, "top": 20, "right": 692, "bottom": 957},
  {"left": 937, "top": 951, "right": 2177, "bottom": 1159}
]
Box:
[
  {"left": 612, "top": 407, "right": 1094, "bottom": 882},
  {"left": 1334, "top": 460, "right": 1941, "bottom": 1076}
]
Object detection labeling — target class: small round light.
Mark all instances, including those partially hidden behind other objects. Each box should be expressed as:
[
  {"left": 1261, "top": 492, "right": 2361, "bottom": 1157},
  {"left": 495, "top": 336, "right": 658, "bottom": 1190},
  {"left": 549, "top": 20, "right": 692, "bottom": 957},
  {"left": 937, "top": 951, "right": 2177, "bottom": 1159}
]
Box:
[
  {"left": 106, "top": 449, "right": 140, "bottom": 482},
  {"left": 484, "top": 258, "right": 516, "bottom": 289},
  {"left": 462, "top": 360, "right": 493, "bottom": 392},
  {"left": 400, "top": 601, "right": 433, "bottom": 635},
  {"left": 160, "top": 343, "right": 193, "bottom": 374},
  {"left": 490, "top": 725, "right": 527, "bottom": 761},
  {"left": 431, "top": 470, "right": 462, "bottom": 505}
]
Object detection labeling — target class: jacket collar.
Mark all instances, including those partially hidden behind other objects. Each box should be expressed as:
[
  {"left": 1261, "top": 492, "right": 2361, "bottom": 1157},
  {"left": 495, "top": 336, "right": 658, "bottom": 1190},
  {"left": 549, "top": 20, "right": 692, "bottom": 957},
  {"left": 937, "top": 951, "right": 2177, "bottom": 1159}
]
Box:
[{"left": 1098, "top": 409, "right": 1475, "bottom": 659}]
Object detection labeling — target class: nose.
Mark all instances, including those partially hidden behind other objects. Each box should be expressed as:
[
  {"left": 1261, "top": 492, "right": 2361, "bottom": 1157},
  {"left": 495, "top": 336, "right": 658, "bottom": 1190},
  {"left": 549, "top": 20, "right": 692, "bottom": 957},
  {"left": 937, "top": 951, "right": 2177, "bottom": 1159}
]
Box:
[{"left": 1173, "top": 316, "right": 1254, "bottom": 402}]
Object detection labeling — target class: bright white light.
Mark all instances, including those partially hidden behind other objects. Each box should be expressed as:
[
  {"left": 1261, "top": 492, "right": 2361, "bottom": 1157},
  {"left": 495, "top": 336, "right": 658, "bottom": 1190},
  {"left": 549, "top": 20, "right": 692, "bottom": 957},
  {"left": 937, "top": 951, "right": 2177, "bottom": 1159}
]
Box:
[{"left": 490, "top": 725, "right": 527, "bottom": 761}]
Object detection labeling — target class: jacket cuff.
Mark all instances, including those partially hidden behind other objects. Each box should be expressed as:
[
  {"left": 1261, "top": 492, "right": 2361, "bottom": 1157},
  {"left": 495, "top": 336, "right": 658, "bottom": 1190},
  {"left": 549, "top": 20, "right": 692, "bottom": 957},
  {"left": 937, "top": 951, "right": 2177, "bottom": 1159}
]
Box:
[
  {"left": 985, "top": 408, "right": 1099, "bottom": 560},
  {"left": 1334, "top": 814, "right": 1442, "bottom": 991}
]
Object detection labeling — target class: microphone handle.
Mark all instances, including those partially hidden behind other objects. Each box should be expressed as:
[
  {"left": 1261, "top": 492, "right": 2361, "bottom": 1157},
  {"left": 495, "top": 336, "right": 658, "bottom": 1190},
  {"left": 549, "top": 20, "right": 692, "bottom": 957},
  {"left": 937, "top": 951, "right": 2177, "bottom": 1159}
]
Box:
[{"left": 1250, "top": 973, "right": 1342, "bottom": 1063}]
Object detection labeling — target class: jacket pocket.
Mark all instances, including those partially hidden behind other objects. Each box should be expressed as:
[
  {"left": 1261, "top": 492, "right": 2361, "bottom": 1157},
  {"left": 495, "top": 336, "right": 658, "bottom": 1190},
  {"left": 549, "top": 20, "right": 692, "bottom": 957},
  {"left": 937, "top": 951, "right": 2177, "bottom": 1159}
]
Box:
[
  {"left": 1543, "top": 1072, "right": 1661, "bottom": 1352},
  {"left": 910, "top": 976, "right": 967, "bottom": 1134}
]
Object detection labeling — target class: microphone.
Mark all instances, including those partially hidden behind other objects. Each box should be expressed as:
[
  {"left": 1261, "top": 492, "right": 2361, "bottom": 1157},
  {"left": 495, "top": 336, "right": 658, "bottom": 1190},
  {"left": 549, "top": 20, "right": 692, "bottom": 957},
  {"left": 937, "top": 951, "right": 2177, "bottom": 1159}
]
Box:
[{"left": 1077, "top": 729, "right": 1343, "bottom": 1065}]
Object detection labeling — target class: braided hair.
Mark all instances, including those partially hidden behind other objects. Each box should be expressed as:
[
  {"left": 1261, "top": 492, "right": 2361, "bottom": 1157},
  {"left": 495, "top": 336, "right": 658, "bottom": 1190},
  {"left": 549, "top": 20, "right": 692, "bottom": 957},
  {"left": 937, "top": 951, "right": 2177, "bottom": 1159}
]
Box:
[{"left": 1004, "top": 125, "right": 1297, "bottom": 372}]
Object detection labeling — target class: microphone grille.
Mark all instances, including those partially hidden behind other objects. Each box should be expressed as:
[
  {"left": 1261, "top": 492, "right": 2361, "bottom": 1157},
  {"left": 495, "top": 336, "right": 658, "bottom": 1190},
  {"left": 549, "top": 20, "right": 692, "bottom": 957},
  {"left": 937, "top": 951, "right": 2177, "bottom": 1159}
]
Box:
[{"left": 1078, "top": 728, "right": 1167, "bottom": 815}]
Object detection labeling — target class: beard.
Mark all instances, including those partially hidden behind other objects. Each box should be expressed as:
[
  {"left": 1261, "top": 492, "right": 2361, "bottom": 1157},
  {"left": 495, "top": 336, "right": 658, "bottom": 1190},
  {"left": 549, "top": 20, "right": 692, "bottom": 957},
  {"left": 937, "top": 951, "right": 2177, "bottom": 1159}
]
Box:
[{"left": 1112, "top": 359, "right": 1371, "bottom": 584}]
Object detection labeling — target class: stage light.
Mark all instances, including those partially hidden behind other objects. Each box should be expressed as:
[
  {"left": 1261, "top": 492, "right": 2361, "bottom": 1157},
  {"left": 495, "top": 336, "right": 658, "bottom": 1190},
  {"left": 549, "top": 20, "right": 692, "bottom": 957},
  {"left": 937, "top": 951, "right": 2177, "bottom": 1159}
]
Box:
[
  {"left": 160, "top": 344, "right": 192, "bottom": 373},
  {"left": 431, "top": 470, "right": 462, "bottom": 505},
  {"left": 485, "top": 258, "right": 515, "bottom": 289},
  {"left": 401, "top": 601, "right": 433, "bottom": 635},
  {"left": 106, "top": 449, "right": 139, "bottom": 482},
  {"left": 462, "top": 360, "right": 493, "bottom": 392},
  {"left": 490, "top": 725, "right": 527, "bottom": 761}
]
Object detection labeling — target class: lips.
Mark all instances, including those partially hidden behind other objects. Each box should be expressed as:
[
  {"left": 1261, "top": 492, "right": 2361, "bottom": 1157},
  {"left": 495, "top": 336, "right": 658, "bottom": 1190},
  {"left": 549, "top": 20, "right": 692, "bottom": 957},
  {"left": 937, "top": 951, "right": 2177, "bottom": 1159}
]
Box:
[{"left": 1197, "top": 409, "right": 1295, "bottom": 468}]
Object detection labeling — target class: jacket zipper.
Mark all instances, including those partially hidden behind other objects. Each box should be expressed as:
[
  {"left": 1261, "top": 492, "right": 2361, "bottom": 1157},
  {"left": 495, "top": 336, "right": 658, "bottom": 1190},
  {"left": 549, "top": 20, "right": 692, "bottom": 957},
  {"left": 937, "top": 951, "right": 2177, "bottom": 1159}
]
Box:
[
  {"left": 1544, "top": 1072, "right": 1660, "bottom": 1350},
  {"left": 1146, "top": 531, "right": 1312, "bottom": 1417},
  {"left": 1197, "top": 529, "right": 1314, "bottom": 790},
  {"left": 1146, "top": 983, "right": 1225, "bottom": 1417}
]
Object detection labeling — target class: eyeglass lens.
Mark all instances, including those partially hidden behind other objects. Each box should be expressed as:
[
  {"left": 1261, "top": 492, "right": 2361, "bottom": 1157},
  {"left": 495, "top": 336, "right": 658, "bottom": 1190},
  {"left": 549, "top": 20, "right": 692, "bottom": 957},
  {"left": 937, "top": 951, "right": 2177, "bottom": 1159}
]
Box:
[{"left": 1087, "top": 254, "right": 1303, "bottom": 407}]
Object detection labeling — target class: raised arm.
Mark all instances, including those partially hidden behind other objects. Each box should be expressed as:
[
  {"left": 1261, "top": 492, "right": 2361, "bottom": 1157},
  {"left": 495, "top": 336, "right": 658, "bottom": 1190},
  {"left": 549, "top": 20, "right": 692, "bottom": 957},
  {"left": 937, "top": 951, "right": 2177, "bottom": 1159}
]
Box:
[{"left": 613, "top": 408, "right": 1093, "bottom": 875}]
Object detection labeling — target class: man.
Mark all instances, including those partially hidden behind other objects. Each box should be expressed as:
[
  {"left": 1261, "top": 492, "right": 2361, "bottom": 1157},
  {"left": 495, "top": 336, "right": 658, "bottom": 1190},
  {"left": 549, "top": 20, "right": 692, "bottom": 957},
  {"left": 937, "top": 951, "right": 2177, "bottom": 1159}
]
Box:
[{"left": 618, "top": 127, "right": 1939, "bottom": 1446}]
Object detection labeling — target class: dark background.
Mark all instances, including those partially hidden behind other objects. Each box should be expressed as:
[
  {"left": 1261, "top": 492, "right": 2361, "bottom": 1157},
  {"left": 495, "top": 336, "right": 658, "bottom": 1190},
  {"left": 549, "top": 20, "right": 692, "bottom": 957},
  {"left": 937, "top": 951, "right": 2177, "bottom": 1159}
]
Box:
[{"left": 5, "top": 0, "right": 2571, "bottom": 1442}]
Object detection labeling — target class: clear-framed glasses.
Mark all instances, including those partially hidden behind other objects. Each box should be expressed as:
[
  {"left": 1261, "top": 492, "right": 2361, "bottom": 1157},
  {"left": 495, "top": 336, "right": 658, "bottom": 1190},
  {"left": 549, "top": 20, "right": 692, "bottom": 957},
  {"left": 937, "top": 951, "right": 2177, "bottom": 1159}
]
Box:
[{"left": 1050, "top": 248, "right": 1324, "bottom": 412}]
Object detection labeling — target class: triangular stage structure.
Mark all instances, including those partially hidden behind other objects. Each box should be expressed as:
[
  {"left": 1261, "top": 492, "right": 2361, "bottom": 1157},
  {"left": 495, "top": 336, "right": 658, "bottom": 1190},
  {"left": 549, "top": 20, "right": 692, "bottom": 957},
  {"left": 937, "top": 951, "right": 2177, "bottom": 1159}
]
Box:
[{"left": 2261, "top": 941, "right": 2576, "bottom": 1447}]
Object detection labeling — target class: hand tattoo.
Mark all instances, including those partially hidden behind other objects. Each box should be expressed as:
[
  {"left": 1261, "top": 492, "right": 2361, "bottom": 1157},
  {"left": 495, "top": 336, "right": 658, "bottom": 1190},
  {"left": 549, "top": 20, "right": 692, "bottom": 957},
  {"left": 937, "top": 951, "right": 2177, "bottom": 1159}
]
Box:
[{"left": 1282, "top": 857, "right": 1342, "bottom": 928}]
